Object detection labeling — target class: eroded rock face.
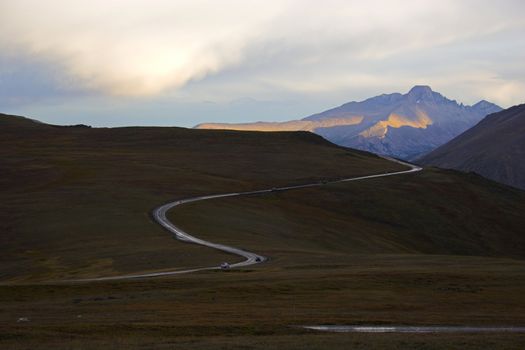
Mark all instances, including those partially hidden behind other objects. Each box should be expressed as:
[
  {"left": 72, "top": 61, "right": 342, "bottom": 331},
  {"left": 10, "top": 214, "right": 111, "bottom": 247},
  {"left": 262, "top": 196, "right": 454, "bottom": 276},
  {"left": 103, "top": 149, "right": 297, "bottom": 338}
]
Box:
[{"left": 196, "top": 86, "right": 501, "bottom": 160}]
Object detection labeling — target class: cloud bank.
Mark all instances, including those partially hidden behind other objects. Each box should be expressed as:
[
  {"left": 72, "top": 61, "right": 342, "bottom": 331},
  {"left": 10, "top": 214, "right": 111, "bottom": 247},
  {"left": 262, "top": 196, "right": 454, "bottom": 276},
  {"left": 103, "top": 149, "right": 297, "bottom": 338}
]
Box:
[
  {"left": 0, "top": 0, "right": 283, "bottom": 95},
  {"left": 1, "top": 0, "right": 524, "bottom": 123}
]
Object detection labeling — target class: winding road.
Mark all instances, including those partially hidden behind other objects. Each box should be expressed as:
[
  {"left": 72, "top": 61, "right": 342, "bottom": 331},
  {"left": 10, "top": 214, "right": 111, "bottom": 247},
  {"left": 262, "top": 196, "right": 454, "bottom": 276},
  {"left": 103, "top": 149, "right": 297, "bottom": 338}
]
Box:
[
  {"left": 76, "top": 157, "right": 421, "bottom": 282},
  {"left": 64, "top": 159, "right": 525, "bottom": 334}
]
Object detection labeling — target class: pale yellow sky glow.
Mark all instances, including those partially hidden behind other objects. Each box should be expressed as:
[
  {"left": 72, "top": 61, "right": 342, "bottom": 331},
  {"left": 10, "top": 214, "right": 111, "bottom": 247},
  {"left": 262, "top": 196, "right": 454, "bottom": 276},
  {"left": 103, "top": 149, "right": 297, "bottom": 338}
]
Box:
[
  {"left": 1, "top": 0, "right": 282, "bottom": 95},
  {"left": 0, "top": 0, "right": 524, "bottom": 125}
]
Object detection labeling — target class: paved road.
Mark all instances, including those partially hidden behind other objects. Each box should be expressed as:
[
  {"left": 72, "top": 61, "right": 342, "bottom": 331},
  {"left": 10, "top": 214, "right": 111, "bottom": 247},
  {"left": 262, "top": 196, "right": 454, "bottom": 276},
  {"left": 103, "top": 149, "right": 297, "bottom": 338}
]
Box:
[{"left": 75, "top": 157, "right": 421, "bottom": 282}]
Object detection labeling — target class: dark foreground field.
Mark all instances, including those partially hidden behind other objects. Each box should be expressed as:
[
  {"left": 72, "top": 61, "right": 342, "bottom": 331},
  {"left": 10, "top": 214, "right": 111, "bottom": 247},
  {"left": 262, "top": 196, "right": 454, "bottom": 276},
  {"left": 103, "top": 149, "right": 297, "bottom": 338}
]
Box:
[
  {"left": 1, "top": 113, "right": 525, "bottom": 349},
  {"left": 2, "top": 256, "right": 525, "bottom": 349}
]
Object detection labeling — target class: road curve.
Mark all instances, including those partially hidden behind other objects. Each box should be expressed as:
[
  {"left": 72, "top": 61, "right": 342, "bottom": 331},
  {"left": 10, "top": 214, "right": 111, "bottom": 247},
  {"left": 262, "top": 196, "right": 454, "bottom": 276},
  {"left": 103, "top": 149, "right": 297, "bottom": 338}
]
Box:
[{"left": 74, "top": 157, "right": 421, "bottom": 282}]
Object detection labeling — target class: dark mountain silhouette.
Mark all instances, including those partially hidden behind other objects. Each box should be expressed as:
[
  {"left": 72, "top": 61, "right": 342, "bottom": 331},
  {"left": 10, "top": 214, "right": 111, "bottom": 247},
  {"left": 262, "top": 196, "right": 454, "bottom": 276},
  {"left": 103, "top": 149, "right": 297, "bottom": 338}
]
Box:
[{"left": 419, "top": 103, "right": 525, "bottom": 190}]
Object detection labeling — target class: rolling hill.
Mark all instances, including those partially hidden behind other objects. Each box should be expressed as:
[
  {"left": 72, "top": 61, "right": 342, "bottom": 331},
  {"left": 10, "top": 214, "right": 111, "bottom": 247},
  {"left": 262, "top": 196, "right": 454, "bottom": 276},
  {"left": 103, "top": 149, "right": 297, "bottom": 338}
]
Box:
[
  {"left": 0, "top": 112, "right": 405, "bottom": 281},
  {"left": 3, "top": 110, "right": 525, "bottom": 281},
  {"left": 196, "top": 86, "right": 501, "bottom": 160},
  {"left": 419, "top": 103, "right": 525, "bottom": 190},
  {"left": 2, "top": 112, "right": 525, "bottom": 349}
]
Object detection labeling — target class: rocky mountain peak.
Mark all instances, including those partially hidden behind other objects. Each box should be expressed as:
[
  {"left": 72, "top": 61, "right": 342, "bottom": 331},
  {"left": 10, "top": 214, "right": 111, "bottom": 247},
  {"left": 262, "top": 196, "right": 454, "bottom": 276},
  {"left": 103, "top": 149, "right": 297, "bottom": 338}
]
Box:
[
  {"left": 472, "top": 100, "right": 502, "bottom": 115},
  {"left": 407, "top": 85, "right": 434, "bottom": 99},
  {"left": 197, "top": 85, "right": 502, "bottom": 160}
]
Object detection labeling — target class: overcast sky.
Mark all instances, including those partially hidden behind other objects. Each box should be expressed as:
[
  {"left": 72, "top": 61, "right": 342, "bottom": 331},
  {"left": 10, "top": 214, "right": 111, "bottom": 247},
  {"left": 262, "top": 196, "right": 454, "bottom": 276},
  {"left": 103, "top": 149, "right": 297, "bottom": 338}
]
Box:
[{"left": 1, "top": 0, "right": 524, "bottom": 127}]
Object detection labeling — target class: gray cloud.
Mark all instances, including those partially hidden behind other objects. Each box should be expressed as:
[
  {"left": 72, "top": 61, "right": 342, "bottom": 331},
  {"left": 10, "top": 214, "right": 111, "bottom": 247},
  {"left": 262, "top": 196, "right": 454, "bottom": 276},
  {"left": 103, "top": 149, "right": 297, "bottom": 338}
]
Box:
[{"left": 1, "top": 0, "right": 524, "bottom": 125}]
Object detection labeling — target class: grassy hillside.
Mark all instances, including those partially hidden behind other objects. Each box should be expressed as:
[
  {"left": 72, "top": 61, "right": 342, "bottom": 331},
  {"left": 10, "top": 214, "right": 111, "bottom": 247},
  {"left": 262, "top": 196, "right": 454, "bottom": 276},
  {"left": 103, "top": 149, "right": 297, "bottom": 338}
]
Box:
[
  {"left": 420, "top": 104, "right": 525, "bottom": 190},
  {"left": 169, "top": 168, "right": 525, "bottom": 261},
  {"left": 0, "top": 113, "right": 404, "bottom": 281},
  {"left": 2, "top": 113, "right": 525, "bottom": 349}
]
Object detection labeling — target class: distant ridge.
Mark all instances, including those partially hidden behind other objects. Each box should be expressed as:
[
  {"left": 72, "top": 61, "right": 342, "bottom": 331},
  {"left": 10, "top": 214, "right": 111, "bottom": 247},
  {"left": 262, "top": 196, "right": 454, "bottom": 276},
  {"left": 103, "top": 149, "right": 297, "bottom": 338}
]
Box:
[
  {"left": 0, "top": 112, "right": 48, "bottom": 128},
  {"left": 196, "top": 86, "right": 501, "bottom": 160},
  {"left": 419, "top": 103, "right": 525, "bottom": 190},
  {"left": 196, "top": 116, "right": 364, "bottom": 132}
]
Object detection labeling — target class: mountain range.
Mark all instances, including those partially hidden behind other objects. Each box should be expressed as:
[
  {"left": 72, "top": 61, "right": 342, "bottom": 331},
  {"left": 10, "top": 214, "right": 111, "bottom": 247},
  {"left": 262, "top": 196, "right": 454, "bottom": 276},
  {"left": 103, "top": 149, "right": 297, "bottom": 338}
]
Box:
[
  {"left": 419, "top": 103, "right": 525, "bottom": 190},
  {"left": 196, "top": 86, "right": 501, "bottom": 160}
]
